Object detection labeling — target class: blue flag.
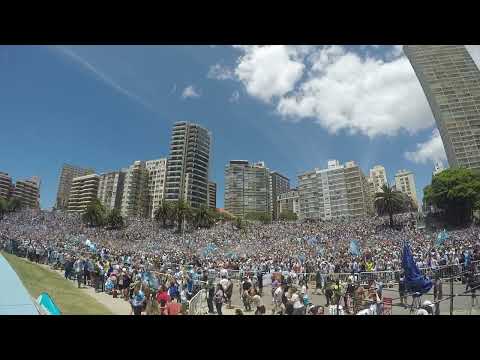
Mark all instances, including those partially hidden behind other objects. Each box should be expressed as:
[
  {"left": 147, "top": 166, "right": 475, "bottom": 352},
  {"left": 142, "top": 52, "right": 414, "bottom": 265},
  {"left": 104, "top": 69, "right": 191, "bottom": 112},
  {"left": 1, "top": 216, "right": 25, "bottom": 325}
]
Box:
[
  {"left": 402, "top": 242, "right": 432, "bottom": 296},
  {"left": 349, "top": 240, "right": 361, "bottom": 257},
  {"left": 436, "top": 229, "right": 449, "bottom": 247}
]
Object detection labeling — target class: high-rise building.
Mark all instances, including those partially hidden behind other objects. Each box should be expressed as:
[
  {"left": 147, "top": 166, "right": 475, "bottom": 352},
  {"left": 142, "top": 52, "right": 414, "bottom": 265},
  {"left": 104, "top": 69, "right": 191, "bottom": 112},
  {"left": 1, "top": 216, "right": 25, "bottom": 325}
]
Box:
[
  {"left": 404, "top": 45, "right": 480, "bottom": 171},
  {"left": 0, "top": 172, "right": 13, "bottom": 200},
  {"left": 270, "top": 171, "right": 290, "bottom": 220},
  {"left": 121, "top": 161, "right": 150, "bottom": 218},
  {"left": 433, "top": 161, "right": 445, "bottom": 176},
  {"left": 277, "top": 188, "right": 300, "bottom": 218},
  {"left": 224, "top": 160, "right": 272, "bottom": 218},
  {"left": 146, "top": 158, "right": 167, "bottom": 218},
  {"left": 56, "top": 164, "right": 94, "bottom": 210},
  {"left": 67, "top": 174, "right": 99, "bottom": 213},
  {"left": 394, "top": 169, "right": 418, "bottom": 208},
  {"left": 164, "top": 122, "right": 212, "bottom": 209},
  {"left": 208, "top": 181, "right": 217, "bottom": 209},
  {"left": 97, "top": 171, "right": 126, "bottom": 211},
  {"left": 298, "top": 160, "right": 373, "bottom": 220},
  {"left": 11, "top": 178, "right": 40, "bottom": 209},
  {"left": 369, "top": 165, "right": 388, "bottom": 193}
]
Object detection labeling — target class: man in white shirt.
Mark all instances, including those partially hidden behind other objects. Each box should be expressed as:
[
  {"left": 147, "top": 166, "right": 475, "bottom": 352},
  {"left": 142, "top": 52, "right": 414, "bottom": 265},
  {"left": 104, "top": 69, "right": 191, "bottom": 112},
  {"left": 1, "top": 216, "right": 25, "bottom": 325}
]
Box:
[{"left": 273, "top": 285, "right": 283, "bottom": 315}]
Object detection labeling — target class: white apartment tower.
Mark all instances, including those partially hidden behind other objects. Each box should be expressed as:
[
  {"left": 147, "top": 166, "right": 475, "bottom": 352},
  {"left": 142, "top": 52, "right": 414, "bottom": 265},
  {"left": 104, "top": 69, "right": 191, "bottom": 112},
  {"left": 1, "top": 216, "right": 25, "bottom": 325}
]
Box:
[
  {"left": 145, "top": 158, "right": 167, "bottom": 218},
  {"left": 369, "top": 165, "right": 388, "bottom": 193},
  {"left": 67, "top": 174, "right": 100, "bottom": 213},
  {"left": 97, "top": 171, "right": 126, "bottom": 211},
  {"left": 164, "top": 122, "right": 212, "bottom": 209},
  {"left": 394, "top": 169, "right": 419, "bottom": 208},
  {"left": 298, "top": 160, "right": 373, "bottom": 221},
  {"left": 121, "top": 161, "right": 150, "bottom": 218}
]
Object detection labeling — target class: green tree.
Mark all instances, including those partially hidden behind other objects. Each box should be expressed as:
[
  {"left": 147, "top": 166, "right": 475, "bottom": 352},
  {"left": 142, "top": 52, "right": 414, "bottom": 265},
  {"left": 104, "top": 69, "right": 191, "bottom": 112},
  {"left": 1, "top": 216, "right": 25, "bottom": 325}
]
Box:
[
  {"left": 7, "top": 198, "right": 22, "bottom": 212},
  {"left": 424, "top": 167, "right": 480, "bottom": 226},
  {"left": 173, "top": 200, "right": 191, "bottom": 233},
  {"left": 0, "top": 198, "right": 7, "bottom": 219},
  {"left": 374, "top": 184, "right": 408, "bottom": 227},
  {"left": 82, "top": 199, "right": 106, "bottom": 227},
  {"left": 105, "top": 208, "right": 124, "bottom": 230},
  {"left": 192, "top": 205, "right": 215, "bottom": 228},
  {"left": 154, "top": 200, "right": 174, "bottom": 228},
  {"left": 279, "top": 210, "right": 298, "bottom": 221},
  {"left": 245, "top": 211, "right": 272, "bottom": 224}
]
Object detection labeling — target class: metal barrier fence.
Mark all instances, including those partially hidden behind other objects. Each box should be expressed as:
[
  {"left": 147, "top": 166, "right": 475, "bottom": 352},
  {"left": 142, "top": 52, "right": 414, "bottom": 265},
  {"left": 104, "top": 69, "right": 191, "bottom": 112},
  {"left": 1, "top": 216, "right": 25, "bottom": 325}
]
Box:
[{"left": 188, "top": 289, "right": 208, "bottom": 315}]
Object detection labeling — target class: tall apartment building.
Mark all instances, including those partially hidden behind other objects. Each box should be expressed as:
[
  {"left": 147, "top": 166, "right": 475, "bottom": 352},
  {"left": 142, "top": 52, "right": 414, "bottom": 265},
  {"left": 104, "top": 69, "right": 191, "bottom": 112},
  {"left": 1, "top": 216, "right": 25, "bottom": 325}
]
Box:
[
  {"left": 394, "top": 169, "right": 418, "bottom": 208},
  {"left": 277, "top": 188, "right": 300, "bottom": 218},
  {"left": 11, "top": 177, "right": 41, "bottom": 209},
  {"left": 404, "top": 45, "right": 480, "bottom": 171},
  {"left": 97, "top": 171, "right": 126, "bottom": 211},
  {"left": 208, "top": 181, "right": 217, "bottom": 209},
  {"left": 270, "top": 171, "right": 290, "bottom": 220},
  {"left": 224, "top": 160, "right": 272, "bottom": 218},
  {"left": 67, "top": 174, "right": 99, "bottom": 213},
  {"left": 146, "top": 158, "right": 167, "bottom": 218},
  {"left": 164, "top": 122, "right": 212, "bottom": 209},
  {"left": 0, "top": 172, "right": 13, "bottom": 200},
  {"left": 298, "top": 160, "right": 372, "bottom": 220},
  {"left": 121, "top": 161, "right": 150, "bottom": 218},
  {"left": 369, "top": 165, "right": 388, "bottom": 193},
  {"left": 56, "top": 164, "right": 94, "bottom": 210}
]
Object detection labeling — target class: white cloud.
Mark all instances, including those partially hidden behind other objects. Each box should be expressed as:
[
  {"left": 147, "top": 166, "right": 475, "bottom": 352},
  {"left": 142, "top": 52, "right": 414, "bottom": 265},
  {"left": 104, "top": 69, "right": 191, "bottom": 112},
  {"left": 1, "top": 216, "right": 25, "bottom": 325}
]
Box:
[
  {"left": 277, "top": 46, "right": 434, "bottom": 137},
  {"left": 404, "top": 129, "right": 447, "bottom": 164},
  {"left": 233, "top": 45, "right": 306, "bottom": 103},
  {"left": 181, "top": 85, "right": 200, "bottom": 99},
  {"left": 229, "top": 90, "right": 240, "bottom": 103},
  {"left": 207, "top": 64, "right": 234, "bottom": 80}
]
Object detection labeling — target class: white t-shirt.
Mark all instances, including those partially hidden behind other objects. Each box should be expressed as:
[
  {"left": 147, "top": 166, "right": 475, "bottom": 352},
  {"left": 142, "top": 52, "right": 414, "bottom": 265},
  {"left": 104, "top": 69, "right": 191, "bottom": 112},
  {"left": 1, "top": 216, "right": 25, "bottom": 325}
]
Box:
[
  {"left": 220, "top": 278, "right": 229, "bottom": 291},
  {"left": 291, "top": 293, "right": 303, "bottom": 309},
  {"left": 274, "top": 287, "right": 283, "bottom": 304}
]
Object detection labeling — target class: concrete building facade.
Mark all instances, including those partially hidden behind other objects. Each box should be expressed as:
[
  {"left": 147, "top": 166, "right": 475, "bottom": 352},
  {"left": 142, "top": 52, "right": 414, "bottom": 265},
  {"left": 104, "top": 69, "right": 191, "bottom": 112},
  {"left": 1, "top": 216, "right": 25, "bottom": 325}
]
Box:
[
  {"left": 208, "top": 181, "right": 217, "bottom": 210},
  {"left": 11, "top": 178, "right": 41, "bottom": 209},
  {"left": 298, "top": 160, "right": 373, "bottom": 221},
  {"left": 146, "top": 158, "right": 167, "bottom": 218},
  {"left": 164, "top": 122, "right": 211, "bottom": 209},
  {"left": 394, "top": 169, "right": 419, "bottom": 208},
  {"left": 67, "top": 174, "right": 99, "bottom": 213},
  {"left": 56, "top": 164, "right": 94, "bottom": 210},
  {"left": 369, "top": 165, "right": 388, "bottom": 193},
  {"left": 0, "top": 172, "right": 13, "bottom": 200},
  {"left": 97, "top": 171, "right": 126, "bottom": 211},
  {"left": 224, "top": 160, "right": 272, "bottom": 218},
  {"left": 404, "top": 45, "right": 480, "bottom": 171},
  {"left": 270, "top": 171, "right": 290, "bottom": 220},
  {"left": 121, "top": 161, "right": 149, "bottom": 218},
  {"left": 433, "top": 161, "right": 445, "bottom": 176},
  {"left": 277, "top": 189, "right": 300, "bottom": 218}
]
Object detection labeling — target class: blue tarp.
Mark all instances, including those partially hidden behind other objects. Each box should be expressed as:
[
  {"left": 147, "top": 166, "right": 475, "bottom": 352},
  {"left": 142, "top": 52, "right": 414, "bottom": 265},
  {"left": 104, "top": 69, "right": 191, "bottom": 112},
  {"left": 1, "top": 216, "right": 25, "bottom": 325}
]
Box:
[
  {"left": 36, "top": 292, "right": 61, "bottom": 315},
  {"left": 402, "top": 242, "right": 432, "bottom": 296}
]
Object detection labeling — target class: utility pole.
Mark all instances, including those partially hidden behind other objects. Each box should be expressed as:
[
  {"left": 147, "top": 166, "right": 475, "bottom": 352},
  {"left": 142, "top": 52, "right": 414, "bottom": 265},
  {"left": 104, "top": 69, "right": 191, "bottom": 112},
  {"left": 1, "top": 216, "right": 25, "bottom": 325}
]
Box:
[{"left": 450, "top": 276, "right": 454, "bottom": 316}]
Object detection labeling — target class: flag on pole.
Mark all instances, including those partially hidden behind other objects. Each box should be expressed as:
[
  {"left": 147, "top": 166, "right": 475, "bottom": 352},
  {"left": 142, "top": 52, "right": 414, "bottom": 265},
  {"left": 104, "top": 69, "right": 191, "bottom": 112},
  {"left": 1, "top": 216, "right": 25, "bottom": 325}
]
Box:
[
  {"left": 402, "top": 241, "right": 432, "bottom": 295},
  {"left": 349, "top": 240, "right": 361, "bottom": 257},
  {"left": 436, "top": 229, "right": 449, "bottom": 247}
]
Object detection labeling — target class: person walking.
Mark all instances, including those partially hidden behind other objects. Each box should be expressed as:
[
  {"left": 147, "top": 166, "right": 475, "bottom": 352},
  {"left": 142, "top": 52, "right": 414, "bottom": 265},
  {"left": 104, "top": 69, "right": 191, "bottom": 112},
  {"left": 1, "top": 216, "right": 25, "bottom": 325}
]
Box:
[
  {"left": 74, "top": 257, "right": 83, "bottom": 288},
  {"left": 214, "top": 283, "right": 225, "bottom": 315}
]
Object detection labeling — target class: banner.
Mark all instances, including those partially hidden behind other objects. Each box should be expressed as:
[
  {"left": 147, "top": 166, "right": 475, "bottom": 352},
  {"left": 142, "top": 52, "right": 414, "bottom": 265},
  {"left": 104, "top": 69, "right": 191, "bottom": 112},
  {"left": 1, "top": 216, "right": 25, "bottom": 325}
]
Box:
[
  {"left": 436, "top": 229, "right": 449, "bottom": 247},
  {"left": 349, "top": 240, "right": 361, "bottom": 257}
]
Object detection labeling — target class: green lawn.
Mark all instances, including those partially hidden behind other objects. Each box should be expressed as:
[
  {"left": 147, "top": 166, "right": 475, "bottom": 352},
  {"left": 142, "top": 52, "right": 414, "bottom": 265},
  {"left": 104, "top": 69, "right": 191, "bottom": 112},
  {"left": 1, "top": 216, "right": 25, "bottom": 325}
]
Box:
[{"left": 2, "top": 252, "right": 112, "bottom": 315}]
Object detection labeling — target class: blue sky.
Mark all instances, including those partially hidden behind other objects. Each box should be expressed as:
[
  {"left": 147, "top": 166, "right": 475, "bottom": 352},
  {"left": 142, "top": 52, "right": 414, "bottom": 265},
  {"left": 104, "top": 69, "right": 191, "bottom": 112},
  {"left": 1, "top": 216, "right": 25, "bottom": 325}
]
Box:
[{"left": 1, "top": 45, "right": 479, "bottom": 209}]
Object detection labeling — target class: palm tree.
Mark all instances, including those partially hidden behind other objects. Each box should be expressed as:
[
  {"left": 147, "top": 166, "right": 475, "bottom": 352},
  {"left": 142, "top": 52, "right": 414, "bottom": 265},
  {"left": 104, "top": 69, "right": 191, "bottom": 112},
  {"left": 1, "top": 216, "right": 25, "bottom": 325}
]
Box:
[
  {"left": 82, "top": 199, "right": 106, "bottom": 227},
  {"left": 174, "top": 200, "right": 190, "bottom": 233},
  {"left": 193, "top": 205, "right": 212, "bottom": 228},
  {"left": 154, "top": 200, "right": 174, "bottom": 228},
  {"left": 374, "top": 184, "right": 407, "bottom": 227},
  {"left": 105, "top": 208, "right": 124, "bottom": 230}
]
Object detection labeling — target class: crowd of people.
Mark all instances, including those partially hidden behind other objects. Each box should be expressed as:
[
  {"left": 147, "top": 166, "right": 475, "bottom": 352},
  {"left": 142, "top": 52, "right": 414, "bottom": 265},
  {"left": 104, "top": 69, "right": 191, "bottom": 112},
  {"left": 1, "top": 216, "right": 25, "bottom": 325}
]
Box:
[{"left": 1, "top": 208, "right": 480, "bottom": 315}]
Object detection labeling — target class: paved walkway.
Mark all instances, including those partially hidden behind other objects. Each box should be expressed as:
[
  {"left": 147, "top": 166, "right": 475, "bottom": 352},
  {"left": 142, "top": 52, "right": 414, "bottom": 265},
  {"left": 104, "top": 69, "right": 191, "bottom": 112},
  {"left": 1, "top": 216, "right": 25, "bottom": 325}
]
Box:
[{"left": 0, "top": 253, "right": 38, "bottom": 315}]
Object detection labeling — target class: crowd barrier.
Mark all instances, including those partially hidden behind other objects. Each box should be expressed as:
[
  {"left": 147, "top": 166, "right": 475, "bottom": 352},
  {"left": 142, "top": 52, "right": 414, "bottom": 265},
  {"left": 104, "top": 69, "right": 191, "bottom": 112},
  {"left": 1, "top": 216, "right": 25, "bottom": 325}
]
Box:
[{"left": 188, "top": 289, "right": 208, "bottom": 315}]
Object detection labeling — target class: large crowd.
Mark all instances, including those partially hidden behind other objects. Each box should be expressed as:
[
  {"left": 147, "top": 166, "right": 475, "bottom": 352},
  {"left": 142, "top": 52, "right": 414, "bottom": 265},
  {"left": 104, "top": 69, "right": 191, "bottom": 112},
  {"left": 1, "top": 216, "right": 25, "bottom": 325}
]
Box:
[{"left": 1, "top": 208, "right": 480, "bottom": 315}]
